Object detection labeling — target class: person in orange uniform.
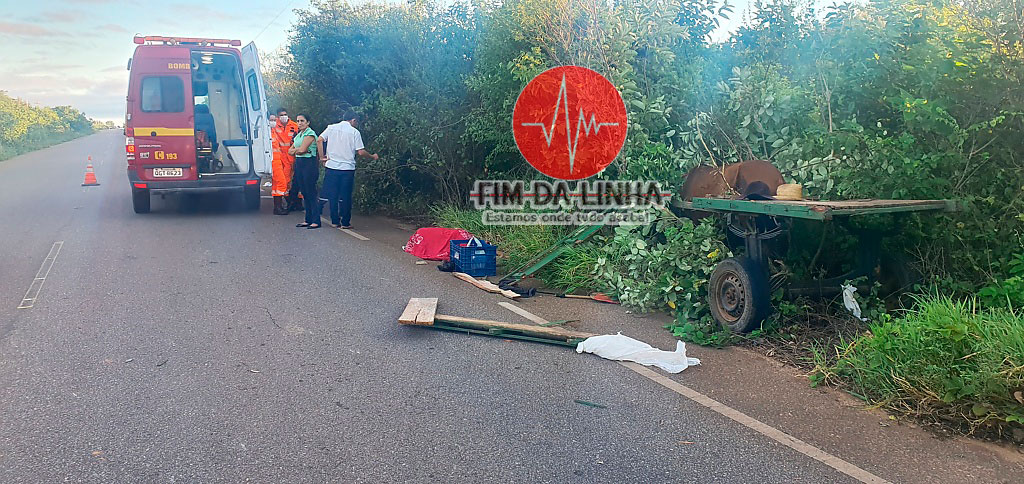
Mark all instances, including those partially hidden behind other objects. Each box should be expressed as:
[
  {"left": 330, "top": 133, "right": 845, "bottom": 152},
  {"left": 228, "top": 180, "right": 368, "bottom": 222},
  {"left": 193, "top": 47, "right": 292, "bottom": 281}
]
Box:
[{"left": 271, "top": 107, "right": 299, "bottom": 215}]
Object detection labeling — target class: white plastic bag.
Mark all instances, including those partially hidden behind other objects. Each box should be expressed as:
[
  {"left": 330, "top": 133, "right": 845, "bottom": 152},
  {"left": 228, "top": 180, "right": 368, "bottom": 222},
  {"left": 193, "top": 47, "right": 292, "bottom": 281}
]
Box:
[
  {"left": 576, "top": 333, "right": 700, "bottom": 373},
  {"left": 842, "top": 284, "right": 868, "bottom": 321}
]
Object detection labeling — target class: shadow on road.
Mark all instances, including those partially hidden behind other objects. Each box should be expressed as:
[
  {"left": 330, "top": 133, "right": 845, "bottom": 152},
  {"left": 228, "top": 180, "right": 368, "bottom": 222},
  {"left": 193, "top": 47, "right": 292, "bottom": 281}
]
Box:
[{"left": 145, "top": 192, "right": 258, "bottom": 216}]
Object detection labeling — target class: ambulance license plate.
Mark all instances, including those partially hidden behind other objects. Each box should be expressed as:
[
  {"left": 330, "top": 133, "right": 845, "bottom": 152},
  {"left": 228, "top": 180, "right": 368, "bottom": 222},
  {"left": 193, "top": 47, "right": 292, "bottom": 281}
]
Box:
[{"left": 153, "top": 168, "right": 182, "bottom": 177}]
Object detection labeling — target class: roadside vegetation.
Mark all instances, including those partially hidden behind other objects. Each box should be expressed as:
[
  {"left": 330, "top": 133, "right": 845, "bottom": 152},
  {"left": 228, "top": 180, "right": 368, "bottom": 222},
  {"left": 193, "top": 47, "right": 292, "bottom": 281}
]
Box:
[
  {"left": 0, "top": 91, "right": 94, "bottom": 161},
  {"left": 268, "top": 0, "right": 1023, "bottom": 439},
  {"left": 812, "top": 296, "right": 1024, "bottom": 440}
]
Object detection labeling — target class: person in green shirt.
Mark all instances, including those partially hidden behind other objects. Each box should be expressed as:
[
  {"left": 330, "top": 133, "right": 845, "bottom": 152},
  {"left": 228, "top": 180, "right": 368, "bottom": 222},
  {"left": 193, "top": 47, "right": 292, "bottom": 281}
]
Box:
[{"left": 288, "top": 113, "right": 321, "bottom": 229}]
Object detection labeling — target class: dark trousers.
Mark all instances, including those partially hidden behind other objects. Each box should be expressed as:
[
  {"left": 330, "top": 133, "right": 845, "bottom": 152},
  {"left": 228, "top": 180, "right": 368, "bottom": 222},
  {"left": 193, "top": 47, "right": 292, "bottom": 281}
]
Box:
[
  {"left": 294, "top": 157, "right": 321, "bottom": 224},
  {"left": 287, "top": 160, "right": 302, "bottom": 207},
  {"left": 322, "top": 168, "right": 354, "bottom": 226}
]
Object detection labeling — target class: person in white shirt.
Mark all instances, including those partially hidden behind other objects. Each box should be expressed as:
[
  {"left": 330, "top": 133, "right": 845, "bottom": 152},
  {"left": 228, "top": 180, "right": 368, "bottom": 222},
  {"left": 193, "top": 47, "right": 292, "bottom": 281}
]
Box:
[{"left": 317, "top": 110, "right": 379, "bottom": 229}]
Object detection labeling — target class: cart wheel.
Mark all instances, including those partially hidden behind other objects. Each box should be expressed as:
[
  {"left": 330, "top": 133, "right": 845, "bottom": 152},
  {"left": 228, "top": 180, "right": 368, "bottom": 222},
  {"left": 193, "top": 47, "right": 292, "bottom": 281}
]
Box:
[{"left": 709, "top": 257, "right": 771, "bottom": 333}]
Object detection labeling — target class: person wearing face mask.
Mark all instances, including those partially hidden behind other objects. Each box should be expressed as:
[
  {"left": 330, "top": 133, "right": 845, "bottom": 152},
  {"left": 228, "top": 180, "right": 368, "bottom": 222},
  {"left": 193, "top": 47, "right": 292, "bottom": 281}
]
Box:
[
  {"left": 288, "top": 114, "right": 321, "bottom": 229},
  {"left": 270, "top": 108, "right": 298, "bottom": 215}
]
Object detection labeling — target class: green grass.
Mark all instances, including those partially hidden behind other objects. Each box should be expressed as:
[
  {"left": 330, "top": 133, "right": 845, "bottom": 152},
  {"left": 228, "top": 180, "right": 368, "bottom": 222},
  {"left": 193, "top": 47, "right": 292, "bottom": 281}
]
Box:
[
  {"left": 812, "top": 294, "right": 1024, "bottom": 438},
  {"left": 545, "top": 242, "right": 604, "bottom": 291},
  {"left": 0, "top": 130, "right": 93, "bottom": 162}
]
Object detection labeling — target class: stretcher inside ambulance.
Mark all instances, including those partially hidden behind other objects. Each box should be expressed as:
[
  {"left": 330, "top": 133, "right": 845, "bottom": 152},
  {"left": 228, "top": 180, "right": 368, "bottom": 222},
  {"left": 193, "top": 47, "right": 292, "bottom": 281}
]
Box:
[{"left": 125, "top": 36, "right": 272, "bottom": 213}]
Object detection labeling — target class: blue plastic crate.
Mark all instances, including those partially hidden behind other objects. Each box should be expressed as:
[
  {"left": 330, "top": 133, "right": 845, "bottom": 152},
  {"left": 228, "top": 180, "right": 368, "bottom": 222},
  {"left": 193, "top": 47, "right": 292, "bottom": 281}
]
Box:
[{"left": 450, "top": 238, "right": 497, "bottom": 277}]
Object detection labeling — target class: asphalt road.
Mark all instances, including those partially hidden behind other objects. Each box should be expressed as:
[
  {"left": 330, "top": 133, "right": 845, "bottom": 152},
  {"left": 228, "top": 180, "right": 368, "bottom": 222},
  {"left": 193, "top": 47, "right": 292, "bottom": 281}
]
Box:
[{"left": 0, "top": 131, "right": 858, "bottom": 482}]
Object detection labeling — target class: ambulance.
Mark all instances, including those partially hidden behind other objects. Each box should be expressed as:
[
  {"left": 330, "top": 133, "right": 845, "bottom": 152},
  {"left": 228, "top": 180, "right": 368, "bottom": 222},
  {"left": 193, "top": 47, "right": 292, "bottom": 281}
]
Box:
[{"left": 124, "top": 35, "right": 272, "bottom": 213}]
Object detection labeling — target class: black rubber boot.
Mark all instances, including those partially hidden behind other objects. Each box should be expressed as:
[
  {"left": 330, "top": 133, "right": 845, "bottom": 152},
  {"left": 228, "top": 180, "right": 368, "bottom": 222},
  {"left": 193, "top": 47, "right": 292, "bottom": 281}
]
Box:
[{"left": 273, "top": 196, "right": 288, "bottom": 215}]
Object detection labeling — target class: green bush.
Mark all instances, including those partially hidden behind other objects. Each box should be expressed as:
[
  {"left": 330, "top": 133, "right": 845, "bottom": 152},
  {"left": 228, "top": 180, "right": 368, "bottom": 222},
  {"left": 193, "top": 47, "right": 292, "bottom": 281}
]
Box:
[
  {"left": 592, "top": 209, "right": 734, "bottom": 345},
  {"left": 813, "top": 295, "right": 1024, "bottom": 436},
  {"left": 979, "top": 252, "right": 1024, "bottom": 310},
  {"left": 278, "top": 0, "right": 1023, "bottom": 346},
  {"left": 271, "top": 1, "right": 480, "bottom": 213},
  {"left": 0, "top": 92, "right": 93, "bottom": 161}
]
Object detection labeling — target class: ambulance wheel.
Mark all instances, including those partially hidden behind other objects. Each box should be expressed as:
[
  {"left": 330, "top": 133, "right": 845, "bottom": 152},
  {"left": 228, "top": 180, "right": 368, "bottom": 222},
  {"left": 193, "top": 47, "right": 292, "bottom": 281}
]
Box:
[
  {"left": 132, "top": 188, "right": 150, "bottom": 214},
  {"left": 709, "top": 257, "right": 771, "bottom": 333},
  {"left": 244, "top": 186, "right": 260, "bottom": 211}
]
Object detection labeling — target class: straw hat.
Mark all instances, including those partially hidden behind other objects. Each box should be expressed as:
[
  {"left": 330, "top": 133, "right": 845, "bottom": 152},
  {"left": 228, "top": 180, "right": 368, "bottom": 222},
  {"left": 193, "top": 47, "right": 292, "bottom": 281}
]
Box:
[{"left": 775, "top": 184, "right": 804, "bottom": 201}]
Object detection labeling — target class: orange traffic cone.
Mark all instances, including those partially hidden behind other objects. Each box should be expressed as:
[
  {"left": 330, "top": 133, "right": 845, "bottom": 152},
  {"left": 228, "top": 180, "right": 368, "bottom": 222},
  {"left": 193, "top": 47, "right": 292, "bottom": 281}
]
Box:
[{"left": 82, "top": 156, "right": 100, "bottom": 186}]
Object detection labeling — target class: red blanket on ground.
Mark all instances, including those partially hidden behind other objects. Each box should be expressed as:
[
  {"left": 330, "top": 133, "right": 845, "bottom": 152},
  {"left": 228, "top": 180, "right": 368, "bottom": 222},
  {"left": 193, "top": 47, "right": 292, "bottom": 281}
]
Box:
[{"left": 403, "top": 227, "right": 474, "bottom": 261}]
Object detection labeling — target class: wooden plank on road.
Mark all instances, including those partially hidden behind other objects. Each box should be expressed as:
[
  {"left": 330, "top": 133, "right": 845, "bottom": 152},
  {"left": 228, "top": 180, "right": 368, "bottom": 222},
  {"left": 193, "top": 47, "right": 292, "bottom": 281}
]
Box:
[
  {"left": 415, "top": 298, "right": 437, "bottom": 325},
  {"left": 452, "top": 272, "right": 520, "bottom": 299},
  {"left": 399, "top": 298, "right": 438, "bottom": 326}
]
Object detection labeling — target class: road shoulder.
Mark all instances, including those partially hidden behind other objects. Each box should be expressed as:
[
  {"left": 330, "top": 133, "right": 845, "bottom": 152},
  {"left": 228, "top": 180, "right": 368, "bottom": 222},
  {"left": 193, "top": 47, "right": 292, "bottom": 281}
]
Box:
[{"left": 347, "top": 214, "right": 1024, "bottom": 484}]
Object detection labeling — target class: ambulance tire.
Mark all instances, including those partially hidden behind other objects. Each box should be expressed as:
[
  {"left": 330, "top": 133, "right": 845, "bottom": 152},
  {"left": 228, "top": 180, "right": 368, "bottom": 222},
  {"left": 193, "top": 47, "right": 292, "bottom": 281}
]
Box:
[
  {"left": 132, "top": 188, "right": 151, "bottom": 214},
  {"left": 244, "top": 186, "right": 261, "bottom": 211}
]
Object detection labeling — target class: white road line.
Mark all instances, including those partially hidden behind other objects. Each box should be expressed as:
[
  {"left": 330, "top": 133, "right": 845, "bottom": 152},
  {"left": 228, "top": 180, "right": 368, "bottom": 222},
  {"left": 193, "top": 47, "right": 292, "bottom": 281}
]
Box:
[
  {"left": 622, "top": 363, "right": 890, "bottom": 484},
  {"left": 319, "top": 215, "right": 370, "bottom": 240},
  {"left": 497, "top": 302, "right": 889, "bottom": 484},
  {"left": 340, "top": 228, "right": 370, "bottom": 241},
  {"left": 17, "top": 241, "right": 64, "bottom": 309},
  {"left": 498, "top": 301, "right": 549, "bottom": 325}
]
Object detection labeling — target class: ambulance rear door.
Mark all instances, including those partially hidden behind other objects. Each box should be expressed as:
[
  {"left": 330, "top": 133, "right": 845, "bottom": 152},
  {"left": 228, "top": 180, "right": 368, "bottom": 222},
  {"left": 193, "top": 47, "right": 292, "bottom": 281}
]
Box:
[
  {"left": 240, "top": 42, "right": 272, "bottom": 176},
  {"left": 129, "top": 46, "right": 197, "bottom": 181}
]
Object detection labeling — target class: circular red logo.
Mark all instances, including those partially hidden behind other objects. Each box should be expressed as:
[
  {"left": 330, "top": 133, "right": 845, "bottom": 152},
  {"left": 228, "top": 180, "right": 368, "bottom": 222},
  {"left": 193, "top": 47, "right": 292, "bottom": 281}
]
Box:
[{"left": 513, "top": 66, "right": 627, "bottom": 180}]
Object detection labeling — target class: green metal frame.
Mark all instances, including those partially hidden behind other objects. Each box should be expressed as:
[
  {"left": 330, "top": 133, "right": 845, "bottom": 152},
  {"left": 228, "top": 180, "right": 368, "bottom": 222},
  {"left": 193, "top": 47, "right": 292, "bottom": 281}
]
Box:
[
  {"left": 427, "top": 320, "right": 587, "bottom": 348},
  {"left": 684, "top": 198, "right": 955, "bottom": 221},
  {"left": 501, "top": 223, "right": 604, "bottom": 283},
  {"left": 696, "top": 196, "right": 957, "bottom": 317}
]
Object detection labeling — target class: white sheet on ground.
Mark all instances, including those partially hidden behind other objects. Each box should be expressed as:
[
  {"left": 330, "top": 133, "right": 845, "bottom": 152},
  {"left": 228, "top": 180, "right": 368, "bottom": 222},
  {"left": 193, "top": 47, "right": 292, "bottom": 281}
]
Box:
[{"left": 576, "top": 333, "right": 700, "bottom": 373}]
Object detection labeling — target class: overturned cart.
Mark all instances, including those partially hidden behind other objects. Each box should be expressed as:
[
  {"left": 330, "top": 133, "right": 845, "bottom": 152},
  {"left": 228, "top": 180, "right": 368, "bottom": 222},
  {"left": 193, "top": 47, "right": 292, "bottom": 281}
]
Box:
[
  {"left": 681, "top": 198, "right": 956, "bottom": 332},
  {"left": 678, "top": 161, "right": 956, "bottom": 333}
]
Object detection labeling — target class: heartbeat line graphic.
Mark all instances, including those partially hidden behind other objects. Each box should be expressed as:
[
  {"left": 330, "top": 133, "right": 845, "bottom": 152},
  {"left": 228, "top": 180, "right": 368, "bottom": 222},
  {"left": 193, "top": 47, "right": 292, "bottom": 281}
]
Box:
[{"left": 520, "top": 74, "right": 620, "bottom": 174}]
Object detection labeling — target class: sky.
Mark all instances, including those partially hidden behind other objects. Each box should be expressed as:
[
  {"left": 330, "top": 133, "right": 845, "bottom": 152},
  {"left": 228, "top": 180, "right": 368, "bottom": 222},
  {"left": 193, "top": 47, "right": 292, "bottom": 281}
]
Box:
[
  {"left": 0, "top": 0, "right": 781, "bottom": 123},
  {"left": 0, "top": 0, "right": 310, "bottom": 122}
]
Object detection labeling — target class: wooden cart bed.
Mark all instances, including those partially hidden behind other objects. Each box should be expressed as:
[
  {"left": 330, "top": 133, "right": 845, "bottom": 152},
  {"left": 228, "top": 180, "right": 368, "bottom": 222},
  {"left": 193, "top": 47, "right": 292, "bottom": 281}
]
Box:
[{"left": 681, "top": 198, "right": 956, "bottom": 221}]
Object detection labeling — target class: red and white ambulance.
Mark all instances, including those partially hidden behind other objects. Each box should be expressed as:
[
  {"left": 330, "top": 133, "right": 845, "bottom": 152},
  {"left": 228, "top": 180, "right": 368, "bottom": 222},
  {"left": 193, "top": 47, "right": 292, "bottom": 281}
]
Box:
[{"left": 124, "top": 35, "right": 272, "bottom": 213}]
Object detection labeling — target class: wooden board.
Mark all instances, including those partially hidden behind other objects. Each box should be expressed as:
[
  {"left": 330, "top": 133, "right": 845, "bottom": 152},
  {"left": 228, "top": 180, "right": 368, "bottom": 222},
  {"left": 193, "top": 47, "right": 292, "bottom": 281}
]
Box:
[
  {"left": 683, "top": 198, "right": 955, "bottom": 221},
  {"left": 435, "top": 314, "right": 594, "bottom": 340},
  {"left": 452, "top": 272, "right": 520, "bottom": 299},
  {"left": 398, "top": 298, "right": 593, "bottom": 346},
  {"left": 398, "top": 298, "right": 439, "bottom": 326},
  {"left": 753, "top": 199, "right": 949, "bottom": 209}
]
